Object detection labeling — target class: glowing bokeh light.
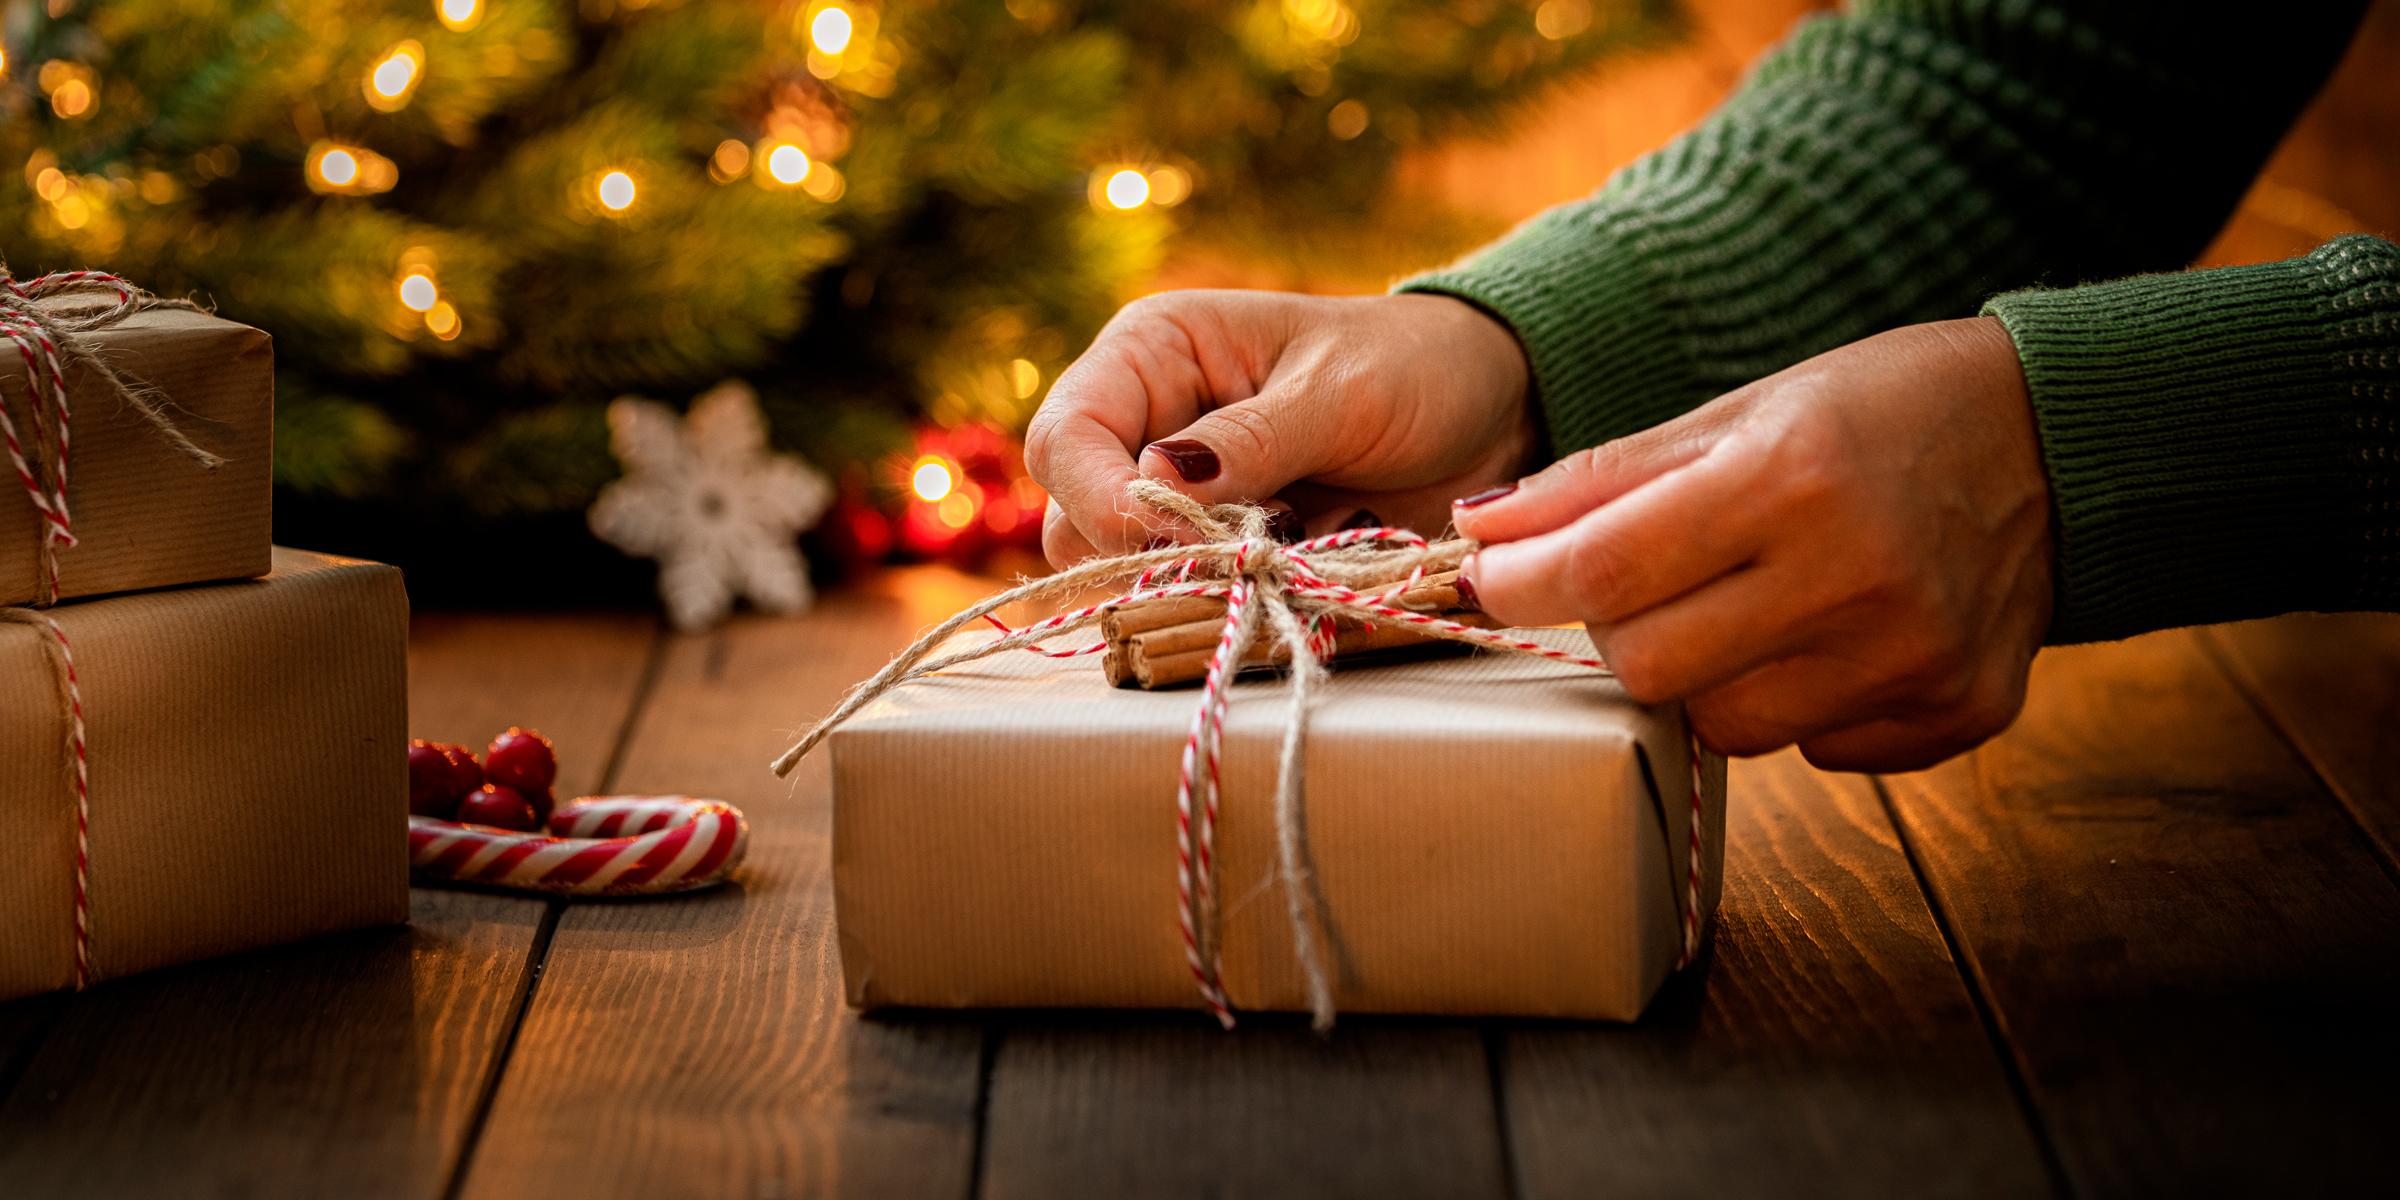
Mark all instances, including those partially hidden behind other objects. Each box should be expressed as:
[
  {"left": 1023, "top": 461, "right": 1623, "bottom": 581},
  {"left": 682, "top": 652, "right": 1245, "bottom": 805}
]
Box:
[
  {"left": 811, "top": 7, "right": 854, "bottom": 54},
  {"left": 372, "top": 52, "right": 418, "bottom": 98},
  {"left": 398, "top": 274, "right": 439, "bottom": 311},
  {"left": 937, "top": 490, "right": 977, "bottom": 528},
  {"left": 1104, "top": 169, "right": 1150, "bottom": 209},
  {"left": 318, "top": 150, "right": 360, "bottom": 186},
  {"left": 51, "top": 79, "right": 91, "bottom": 118},
  {"left": 766, "top": 144, "right": 810, "bottom": 185},
  {"left": 912, "top": 459, "right": 955, "bottom": 502},
  {"left": 598, "top": 170, "right": 636, "bottom": 210},
  {"left": 425, "top": 301, "right": 462, "bottom": 340},
  {"left": 439, "top": 0, "right": 481, "bottom": 30}
]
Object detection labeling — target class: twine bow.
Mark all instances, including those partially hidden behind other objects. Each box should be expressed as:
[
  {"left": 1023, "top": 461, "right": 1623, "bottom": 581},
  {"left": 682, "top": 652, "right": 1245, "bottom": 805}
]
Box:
[
  {"left": 773, "top": 480, "right": 1707, "bottom": 1029},
  {"left": 1, "top": 264, "right": 218, "bottom": 991}
]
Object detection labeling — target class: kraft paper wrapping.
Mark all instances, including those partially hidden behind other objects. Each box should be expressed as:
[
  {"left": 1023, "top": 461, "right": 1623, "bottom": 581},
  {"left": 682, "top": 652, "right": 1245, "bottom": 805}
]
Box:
[
  {"left": 0, "top": 547, "right": 409, "bottom": 1000},
  {"left": 0, "top": 306, "right": 274, "bottom": 606},
  {"left": 831, "top": 627, "right": 1728, "bottom": 1021}
]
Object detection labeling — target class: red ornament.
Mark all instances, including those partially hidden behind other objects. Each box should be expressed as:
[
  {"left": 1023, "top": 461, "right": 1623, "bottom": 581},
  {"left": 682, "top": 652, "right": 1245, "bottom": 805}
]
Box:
[
  {"left": 457, "top": 784, "right": 540, "bottom": 832},
  {"left": 889, "top": 423, "right": 1047, "bottom": 567},
  {"left": 485, "top": 728, "right": 557, "bottom": 793},
  {"left": 408, "top": 740, "right": 482, "bottom": 819}
]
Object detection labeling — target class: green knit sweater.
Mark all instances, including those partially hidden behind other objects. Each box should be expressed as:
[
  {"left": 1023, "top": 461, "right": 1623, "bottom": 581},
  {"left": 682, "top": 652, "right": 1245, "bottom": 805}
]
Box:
[{"left": 1400, "top": 0, "right": 2398, "bottom": 643}]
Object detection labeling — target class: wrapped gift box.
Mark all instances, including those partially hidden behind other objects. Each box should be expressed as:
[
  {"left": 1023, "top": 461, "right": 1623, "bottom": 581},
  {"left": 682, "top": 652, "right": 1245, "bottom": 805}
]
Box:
[
  {"left": 0, "top": 547, "right": 408, "bottom": 999},
  {"left": 829, "top": 628, "right": 1727, "bottom": 1021},
  {"left": 0, "top": 305, "right": 273, "bottom": 606}
]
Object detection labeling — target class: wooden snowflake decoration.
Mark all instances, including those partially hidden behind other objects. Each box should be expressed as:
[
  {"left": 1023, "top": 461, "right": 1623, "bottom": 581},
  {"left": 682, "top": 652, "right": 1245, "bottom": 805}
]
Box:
[{"left": 588, "top": 380, "right": 833, "bottom": 633}]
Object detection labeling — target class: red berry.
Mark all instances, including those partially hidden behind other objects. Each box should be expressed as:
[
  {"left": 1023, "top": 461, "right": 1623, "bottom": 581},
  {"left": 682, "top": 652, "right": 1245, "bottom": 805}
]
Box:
[
  {"left": 485, "top": 728, "right": 557, "bottom": 793},
  {"left": 407, "top": 742, "right": 460, "bottom": 818},
  {"left": 439, "top": 743, "right": 484, "bottom": 796},
  {"left": 524, "top": 786, "right": 556, "bottom": 828},
  {"left": 456, "top": 784, "right": 539, "bottom": 832}
]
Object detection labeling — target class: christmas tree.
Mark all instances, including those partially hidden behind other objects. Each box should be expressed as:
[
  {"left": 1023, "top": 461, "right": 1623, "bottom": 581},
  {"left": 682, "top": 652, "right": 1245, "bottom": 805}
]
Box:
[{"left": 2, "top": 0, "right": 1668, "bottom": 602}]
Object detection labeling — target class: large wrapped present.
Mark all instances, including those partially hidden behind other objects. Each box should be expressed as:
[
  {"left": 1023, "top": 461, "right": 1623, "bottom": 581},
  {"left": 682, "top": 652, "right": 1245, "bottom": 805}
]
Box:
[
  {"left": 826, "top": 626, "right": 1726, "bottom": 1022},
  {"left": 0, "top": 548, "right": 408, "bottom": 999},
  {"left": 0, "top": 283, "right": 273, "bottom": 607}
]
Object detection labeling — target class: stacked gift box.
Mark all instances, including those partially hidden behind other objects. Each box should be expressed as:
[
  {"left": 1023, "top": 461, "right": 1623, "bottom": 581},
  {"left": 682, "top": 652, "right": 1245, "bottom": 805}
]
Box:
[{"left": 0, "top": 283, "right": 408, "bottom": 1000}]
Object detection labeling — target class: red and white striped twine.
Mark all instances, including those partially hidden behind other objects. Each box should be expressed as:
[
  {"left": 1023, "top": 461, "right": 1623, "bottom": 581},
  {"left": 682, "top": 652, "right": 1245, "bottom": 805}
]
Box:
[
  {"left": 408, "top": 796, "right": 749, "bottom": 895},
  {"left": 2, "top": 269, "right": 143, "bottom": 992},
  {"left": 775, "top": 491, "right": 1714, "bottom": 1029}
]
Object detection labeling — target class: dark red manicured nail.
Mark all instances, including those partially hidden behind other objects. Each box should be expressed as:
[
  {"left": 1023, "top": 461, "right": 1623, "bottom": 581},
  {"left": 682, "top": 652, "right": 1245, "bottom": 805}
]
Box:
[
  {"left": 1147, "top": 439, "right": 1220, "bottom": 483},
  {"left": 1454, "top": 573, "right": 1483, "bottom": 611},
  {"left": 1267, "top": 507, "right": 1305, "bottom": 543},
  {"left": 1143, "top": 535, "right": 1175, "bottom": 551},
  {"left": 1454, "top": 483, "right": 1518, "bottom": 508},
  {"left": 1339, "top": 509, "right": 1384, "bottom": 531}
]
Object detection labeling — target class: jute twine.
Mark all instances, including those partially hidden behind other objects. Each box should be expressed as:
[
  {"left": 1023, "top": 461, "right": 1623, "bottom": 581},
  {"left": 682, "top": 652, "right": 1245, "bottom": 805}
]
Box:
[
  {"left": 1, "top": 265, "right": 219, "bottom": 991},
  {"left": 774, "top": 480, "right": 1709, "bottom": 1030}
]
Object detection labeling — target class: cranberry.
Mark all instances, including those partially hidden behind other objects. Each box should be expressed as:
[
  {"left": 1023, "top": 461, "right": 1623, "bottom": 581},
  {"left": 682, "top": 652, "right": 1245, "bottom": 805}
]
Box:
[
  {"left": 407, "top": 742, "right": 460, "bottom": 818},
  {"left": 485, "top": 728, "right": 557, "bottom": 793},
  {"left": 456, "top": 784, "right": 539, "bottom": 832},
  {"left": 439, "top": 743, "right": 484, "bottom": 796},
  {"left": 525, "top": 786, "right": 556, "bottom": 827}
]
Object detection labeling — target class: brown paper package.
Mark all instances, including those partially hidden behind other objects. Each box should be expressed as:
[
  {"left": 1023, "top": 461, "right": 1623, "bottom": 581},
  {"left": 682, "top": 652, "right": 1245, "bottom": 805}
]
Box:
[
  {"left": 0, "top": 547, "right": 409, "bottom": 1000},
  {"left": 830, "top": 628, "right": 1728, "bottom": 1021},
  {"left": 0, "top": 306, "right": 274, "bottom": 607}
]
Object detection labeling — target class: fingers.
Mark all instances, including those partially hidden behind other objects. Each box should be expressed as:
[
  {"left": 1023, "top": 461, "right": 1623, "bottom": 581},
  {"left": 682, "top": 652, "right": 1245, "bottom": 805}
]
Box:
[
  {"left": 1461, "top": 439, "right": 1770, "bottom": 629},
  {"left": 1450, "top": 399, "right": 1736, "bottom": 543},
  {"left": 1134, "top": 369, "right": 1350, "bottom": 508}
]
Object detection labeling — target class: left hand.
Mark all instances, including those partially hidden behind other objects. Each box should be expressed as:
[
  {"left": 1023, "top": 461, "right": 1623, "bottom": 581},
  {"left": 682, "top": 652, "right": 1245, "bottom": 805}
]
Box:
[{"left": 1452, "top": 316, "right": 2054, "bottom": 772}]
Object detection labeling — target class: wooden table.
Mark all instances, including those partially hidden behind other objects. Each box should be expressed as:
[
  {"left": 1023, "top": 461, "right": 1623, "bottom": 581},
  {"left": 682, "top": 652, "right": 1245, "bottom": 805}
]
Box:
[{"left": 4, "top": 568, "right": 2397, "bottom": 1198}]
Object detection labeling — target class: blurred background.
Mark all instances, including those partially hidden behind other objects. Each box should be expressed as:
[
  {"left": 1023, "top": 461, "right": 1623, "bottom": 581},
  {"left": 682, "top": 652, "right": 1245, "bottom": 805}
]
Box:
[{"left": 4, "top": 0, "right": 2395, "bottom": 612}]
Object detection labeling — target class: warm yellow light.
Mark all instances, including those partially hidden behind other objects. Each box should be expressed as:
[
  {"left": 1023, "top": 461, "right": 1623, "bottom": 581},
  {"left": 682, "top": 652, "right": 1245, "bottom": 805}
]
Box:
[
  {"left": 710, "top": 139, "right": 750, "bottom": 182},
  {"left": 425, "top": 301, "right": 462, "bottom": 340},
  {"left": 399, "top": 273, "right": 439, "bottom": 311},
  {"left": 766, "top": 143, "right": 810, "bottom": 185},
  {"left": 1104, "top": 169, "right": 1150, "bottom": 210},
  {"left": 1327, "top": 99, "right": 1369, "bottom": 141},
  {"left": 438, "top": 0, "right": 481, "bottom": 31},
  {"left": 1147, "top": 165, "right": 1191, "bottom": 207},
  {"left": 1, "top": 48, "right": 9, "bottom": 77},
  {"left": 800, "top": 162, "right": 845, "bottom": 202},
  {"left": 1009, "top": 359, "right": 1040, "bottom": 400},
  {"left": 598, "top": 170, "right": 636, "bottom": 210},
  {"left": 51, "top": 78, "right": 91, "bottom": 118},
  {"left": 55, "top": 194, "right": 90, "bottom": 230},
  {"left": 366, "top": 41, "right": 424, "bottom": 111},
  {"left": 35, "top": 168, "right": 67, "bottom": 202},
  {"left": 937, "top": 490, "right": 977, "bottom": 528},
  {"left": 811, "top": 7, "right": 854, "bottom": 55},
  {"left": 373, "top": 54, "right": 416, "bottom": 97},
  {"left": 1534, "top": 0, "right": 1593, "bottom": 39},
  {"left": 319, "top": 149, "right": 360, "bottom": 187},
  {"left": 911, "top": 459, "right": 954, "bottom": 502}
]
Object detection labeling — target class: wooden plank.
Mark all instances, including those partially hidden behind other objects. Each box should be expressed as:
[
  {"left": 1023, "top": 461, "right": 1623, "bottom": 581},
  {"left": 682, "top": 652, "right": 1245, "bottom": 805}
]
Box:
[
  {"left": 459, "top": 584, "right": 991, "bottom": 1200},
  {"left": 981, "top": 1017, "right": 1507, "bottom": 1200},
  {"left": 1500, "top": 750, "right": 2055, "bottom": 1200},
  {"left": 0, "top": 614, "right": 656, "bottom": 1197},
  {"left": 1879, "top": 627, "right": 2400, "bottom": 1196},
  {"left": 2196, "top": 613, "right": 2400, "bottom": 873}
]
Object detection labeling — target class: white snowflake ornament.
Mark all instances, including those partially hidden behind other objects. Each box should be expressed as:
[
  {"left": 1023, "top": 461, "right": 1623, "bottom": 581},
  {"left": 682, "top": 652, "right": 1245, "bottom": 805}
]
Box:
[{"left": 588, "top": 380, "right": 833, "bottom": 633}]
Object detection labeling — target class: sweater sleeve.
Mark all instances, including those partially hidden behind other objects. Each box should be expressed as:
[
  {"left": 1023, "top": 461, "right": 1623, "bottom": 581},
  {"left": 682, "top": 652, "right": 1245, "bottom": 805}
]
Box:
[
  {"left": 1397, "top": 0, "right": 2368, "bottom": 455},
  {"left": 1984, "top": 234, "right": 2400, "bottom": 644}
]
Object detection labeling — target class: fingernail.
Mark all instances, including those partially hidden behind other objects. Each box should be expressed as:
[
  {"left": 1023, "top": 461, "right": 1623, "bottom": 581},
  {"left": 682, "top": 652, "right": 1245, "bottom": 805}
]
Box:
[
  {"left": 1338, "top": 509, "right": 1384, "bottom": 531},
  {"left": 1143, "top": 535, "right": 1175, "bottom": 552},
  {"left": 1147, "top": 439, "right": 1221, "bottom": 483},
  {"left": 1454, "top": 483, "right": 1518, "bottom": 508},
  {"left": 1454, "top": 572, "right": 1483, "bottom": 611},
  {"left": 1267, "top": 507, "right": 1305, "bottom": 543}
]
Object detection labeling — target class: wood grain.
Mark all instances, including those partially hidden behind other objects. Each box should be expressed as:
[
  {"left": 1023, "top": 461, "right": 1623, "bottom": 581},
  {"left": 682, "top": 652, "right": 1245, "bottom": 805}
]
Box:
[
  {"left": 1880, "top": 627, "right": 2400, "bottom": 1196},
  {"left": 1500, "top": 749, "right": 2053, "bottom": 1200},
  {"left": 0, "top": 614, "right": 656, "bottom": 1197},
  {"left": 458, "top": 591, "right": 989, "bottom": 1200},
  {"left": 981, "top": 1017, "right": 1508, "bottom": 1200},
  {"left": 2196, "top": 612, "right": 2400, "bottom": 873}
]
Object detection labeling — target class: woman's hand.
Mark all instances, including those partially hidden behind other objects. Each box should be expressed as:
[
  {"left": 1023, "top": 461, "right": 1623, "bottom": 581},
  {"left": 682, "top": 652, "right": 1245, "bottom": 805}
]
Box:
[
  {"left": 1453, "top": 317, "right": 2054, "bottom": 772},
  {"left": 1026, "top": 290, "right": 1534, "bottom": 564}
]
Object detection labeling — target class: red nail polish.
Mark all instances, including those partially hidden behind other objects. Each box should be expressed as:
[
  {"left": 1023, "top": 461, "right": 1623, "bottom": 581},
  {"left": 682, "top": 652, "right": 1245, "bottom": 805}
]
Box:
[
  {"left": 1147, "top": 439, "right": 1221, "bottom": 483},
  {"left": 1267, "top": 507, "right": 1305, "bottom": 543},
  {"left": 1454, "top": 573, "right": 1483, "bottom": 611},
  {"left": 1338, "top": 509, "right": 1384, "bottom": 531},
  {"left": 1454, "top": 483, "right": 1518, "bottom": 508},
  {"left": 1143, "top": 535, "right": 1175, "bottom": 552}
]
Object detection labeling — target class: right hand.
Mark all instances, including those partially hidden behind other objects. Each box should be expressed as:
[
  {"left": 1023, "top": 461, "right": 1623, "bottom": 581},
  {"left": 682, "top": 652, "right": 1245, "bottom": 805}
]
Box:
[{"left": 1025, "top": 290, "right": 1535, "bottom": 566}]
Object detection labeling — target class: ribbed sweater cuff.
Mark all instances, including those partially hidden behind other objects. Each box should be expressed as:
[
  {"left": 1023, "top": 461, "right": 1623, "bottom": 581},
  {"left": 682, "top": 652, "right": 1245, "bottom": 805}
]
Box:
[
  {"left": 1985, "top": 253, "right": 2363, "bottom": 644},
  {"left": 1396, "top": 207, "right": 1699, "bottom": 455}
]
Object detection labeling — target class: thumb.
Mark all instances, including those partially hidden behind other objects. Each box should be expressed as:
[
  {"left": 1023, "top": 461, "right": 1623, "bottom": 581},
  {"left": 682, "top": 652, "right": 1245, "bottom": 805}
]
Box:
[
  {"left": 1136, "top": 380, "right": 1342, "bottom": 510},
  {"left": 1452, "top": 395, "right": 1741, "bottom": 544}
]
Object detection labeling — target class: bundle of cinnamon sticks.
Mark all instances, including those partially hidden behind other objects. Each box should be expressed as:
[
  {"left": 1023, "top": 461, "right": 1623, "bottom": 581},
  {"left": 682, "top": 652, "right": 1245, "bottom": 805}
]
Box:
[{"left": 1099, "top": 540, "right": 1495, "bottom": 689}]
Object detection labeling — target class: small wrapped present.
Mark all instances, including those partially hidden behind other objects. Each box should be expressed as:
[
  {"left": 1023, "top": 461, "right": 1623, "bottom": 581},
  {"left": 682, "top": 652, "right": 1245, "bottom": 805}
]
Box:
[
  {"left": 0, "top": 275, "right": 272, "bottom": 607},
  {"left": 0, "top": 548, "right": 409, "bottom": 999}
]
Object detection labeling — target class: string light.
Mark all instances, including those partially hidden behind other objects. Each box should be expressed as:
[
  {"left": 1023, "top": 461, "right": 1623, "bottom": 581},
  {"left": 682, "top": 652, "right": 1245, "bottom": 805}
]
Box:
[
  {"left": 597, "top": 170, "right": 636, "bottom": 210},
  {"left": 911, "top": 458, "right": 954, "bottom": 502},
  {"left": 1103, "top": 169, "right": 1149, "bottom": 210},
  {"left": 399, "top": 274, "right": 439, "bottom": 311},
  {"left": 1147, "top": 165, "right": 1191, "bottom": 207},
  {"left": 366, "top": 41, "right": 424, "bottom": 112},
  {"left": 437, "top": 0, "right": 482, "bottom": 32},
  {"left": 799, "top": 162, "right": 845, "bottom": 202},
  {"left": 710, "top": 139, "right": 751, "bottom": 183},
  {"left": 425, "top": 301, "right": 462, "bottom": 340},
  {"left": 51, "top": 79, "right": 92, "bottom": 118},
  {"left": 1009, "top": 359, "right": 1040, "bottom": 400},
  {"left": 811, "top": 6, "right": 854, "bottom": 55},
  {"left": 308, "top": 141, "right": 398, "bottom": 194},
  {"left": 320, "top": 149, "right": 360, "bottom": 187}
]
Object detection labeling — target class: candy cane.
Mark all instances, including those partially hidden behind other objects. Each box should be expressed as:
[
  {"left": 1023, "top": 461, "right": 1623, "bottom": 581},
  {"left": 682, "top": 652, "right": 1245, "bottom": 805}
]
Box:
[{"left": 408, "top": 795, "right": 748, "bottom": 896}]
